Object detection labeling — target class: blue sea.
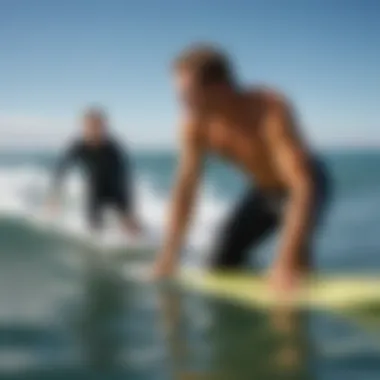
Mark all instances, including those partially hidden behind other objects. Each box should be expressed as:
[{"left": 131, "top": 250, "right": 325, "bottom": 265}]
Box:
[{"left": 0, "top": 149, "right": 379, "bottom": 379}]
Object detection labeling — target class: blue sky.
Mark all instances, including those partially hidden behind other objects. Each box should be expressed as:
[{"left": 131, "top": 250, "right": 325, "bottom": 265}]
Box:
[{"left": 0, "top": 0, "right": 379, "bottom": 148}]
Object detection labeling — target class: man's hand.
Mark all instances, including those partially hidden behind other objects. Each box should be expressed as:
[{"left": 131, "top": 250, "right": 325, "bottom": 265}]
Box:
[
  {"left": 45, "top": 196, "right": 60, "bottom": 217},
  {"left": 122, "top": 217, "right": 143, "bottom": 238},
  {"left": 152, "top": 250, "right": 178, "bottom": 280},
  {"left": 269, "top": 262, "right": 300, "bottom": 295},
  {"left": 268, "top": 256, "right": 310, "bottom": 296}
]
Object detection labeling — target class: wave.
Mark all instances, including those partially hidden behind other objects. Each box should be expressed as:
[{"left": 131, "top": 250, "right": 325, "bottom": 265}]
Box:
[{"left": 0, "top": 166, "right": 227, "bottom": 259}]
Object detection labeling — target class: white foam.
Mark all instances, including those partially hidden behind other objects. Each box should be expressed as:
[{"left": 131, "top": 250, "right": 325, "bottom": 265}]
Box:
[{"left": 0, "top": 165, "right": 227, "bottom": 258}]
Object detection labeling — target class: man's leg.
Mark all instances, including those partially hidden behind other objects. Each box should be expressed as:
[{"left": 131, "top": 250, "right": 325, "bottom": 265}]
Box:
[
  {"left": 112, "top": 192, "right": 141, "bottom": 236},
  {"left": 87, "top": 193, "right": 104, "bottom": 231},
  {"left": 211, "top": 189, "right": 279, "bottom": 269}
]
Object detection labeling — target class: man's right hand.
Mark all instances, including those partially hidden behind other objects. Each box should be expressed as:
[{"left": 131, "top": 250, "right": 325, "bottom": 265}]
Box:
[
  {"left": 151, "top": 251, "right": 178, "bottom": 280},
  {"left": 45, "top": 197, "right": 60, "bottom": 217},
  {"left": 122, "top": 217, "right": 143, "bottom": 238}
]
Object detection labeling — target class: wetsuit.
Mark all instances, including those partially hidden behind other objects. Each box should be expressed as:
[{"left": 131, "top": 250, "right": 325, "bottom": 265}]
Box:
[
  {"left": 53, "top": 138, "right": 133, "bottom": 229},
  {"left": 211, "top": 159, "right": 331, "bottom": 269}
]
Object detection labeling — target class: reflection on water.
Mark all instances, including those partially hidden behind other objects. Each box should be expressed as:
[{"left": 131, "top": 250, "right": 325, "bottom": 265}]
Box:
[
  {"left": 158, "top": 289, "right": 315, "bottom": 380},
  {"left": 1, "top": 222, "right": 380, "bottom": 379},
  {"left": 77, "top": 255, "right": 125, "bottom": 370}
]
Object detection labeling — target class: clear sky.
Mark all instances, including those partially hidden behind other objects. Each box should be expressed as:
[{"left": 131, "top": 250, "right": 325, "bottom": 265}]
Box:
[{"left": 0, "top": 0, "right": 379, "bottom": 149}]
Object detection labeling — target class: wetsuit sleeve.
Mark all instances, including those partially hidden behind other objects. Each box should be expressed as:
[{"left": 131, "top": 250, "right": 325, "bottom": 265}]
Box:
[
  {"left": 113, "top": 141, "right": 135, "bottom": 215},
  {"left": 51, "top": 141, "right": 82, "bottom": 196},
  {"left": 124, "top": 151, "right": 134, "bottom": 215}
]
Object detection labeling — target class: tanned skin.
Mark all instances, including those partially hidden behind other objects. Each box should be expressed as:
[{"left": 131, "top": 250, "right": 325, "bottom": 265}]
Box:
[{"left": 154, "top": 69, "right": 315, "bottom": 292}]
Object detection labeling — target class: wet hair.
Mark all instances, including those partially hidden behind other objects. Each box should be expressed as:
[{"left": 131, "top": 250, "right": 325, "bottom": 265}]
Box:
[{"left": 173, "top": 43, "right": 234, "bottom": 86}]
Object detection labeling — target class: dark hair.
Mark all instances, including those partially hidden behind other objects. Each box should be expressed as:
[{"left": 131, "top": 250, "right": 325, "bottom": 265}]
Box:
[
  {"left": 84, "top": 106, "right": 107, "bottom": 121},
  {"left": 173, "top": 43, "right": 234, "bottom": 86}
]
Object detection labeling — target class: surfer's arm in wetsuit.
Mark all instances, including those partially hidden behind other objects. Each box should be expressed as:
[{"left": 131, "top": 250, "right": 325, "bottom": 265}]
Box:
[
  {"left": 154, "top": 118, "right": 204, "bottom": 277},
  {"left": 50, "top": 141, "right": 83, "bottom": 200}
]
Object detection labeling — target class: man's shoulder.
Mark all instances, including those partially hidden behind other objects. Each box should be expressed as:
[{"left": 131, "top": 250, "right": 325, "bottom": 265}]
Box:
[
  {"left": 248, "top": 86, "right": 300, "bottom": 140},
  {"left": 179, "top": 111, "right": 206, "bottom": 145},
  {"left": 244, "top": 85, "right": 289, "bottom": 109}
]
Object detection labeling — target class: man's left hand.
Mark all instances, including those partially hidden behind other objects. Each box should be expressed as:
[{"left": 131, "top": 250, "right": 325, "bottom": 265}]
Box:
[
  {"left": 268, "top": 262, "right": 301, "bottom": 295},
  {"left": 123, "top": 217, "right": 143, "bottom": 238}
]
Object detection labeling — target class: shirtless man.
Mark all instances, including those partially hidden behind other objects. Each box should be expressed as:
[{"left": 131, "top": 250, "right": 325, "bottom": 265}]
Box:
[{"left": 154, "top": 44, "right": 330, "bottom": 291}]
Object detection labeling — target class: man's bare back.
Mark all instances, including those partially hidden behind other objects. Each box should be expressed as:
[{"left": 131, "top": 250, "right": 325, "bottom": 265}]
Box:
[
  {"left": 154, "top": 44, "right": 330, "bottom": 293},
  {"left": 189, "top": 88, "right": 311, "bottom": 189}
]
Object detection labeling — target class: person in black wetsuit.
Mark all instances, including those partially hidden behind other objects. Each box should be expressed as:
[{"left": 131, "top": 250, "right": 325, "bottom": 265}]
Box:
[{"left": 50, "top": 107, "right": 141, "bottom": 234}]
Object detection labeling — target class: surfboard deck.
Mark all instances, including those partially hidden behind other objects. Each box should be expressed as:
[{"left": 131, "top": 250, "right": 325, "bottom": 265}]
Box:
[{"left": 178, "top": 270, "right": 380, "bottom": 311}]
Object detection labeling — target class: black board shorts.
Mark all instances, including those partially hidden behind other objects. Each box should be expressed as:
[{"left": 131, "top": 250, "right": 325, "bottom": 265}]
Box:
[{"left": 211, "top": 159, "right": 331, "bottom": 269}]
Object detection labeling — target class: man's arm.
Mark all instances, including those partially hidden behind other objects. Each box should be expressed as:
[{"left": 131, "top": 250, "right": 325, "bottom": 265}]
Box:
[
  {"left": 51, "top": 141, "right": 81, "bottom": 198},
  {"left": 264, "top": 93, "right": 314, "bottom": 272},
  {"left": 156, "top": 119, "right": 204, "bottom": 275}
]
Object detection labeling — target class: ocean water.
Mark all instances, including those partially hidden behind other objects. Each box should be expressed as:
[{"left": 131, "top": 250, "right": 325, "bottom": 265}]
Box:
[{"left": 0, "top": 149, "right": 380, "bottom": 379}]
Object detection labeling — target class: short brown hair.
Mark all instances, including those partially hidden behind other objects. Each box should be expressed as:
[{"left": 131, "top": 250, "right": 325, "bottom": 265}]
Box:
[{"left": 173, "top": 43, "right": 234, "bottom": 86}]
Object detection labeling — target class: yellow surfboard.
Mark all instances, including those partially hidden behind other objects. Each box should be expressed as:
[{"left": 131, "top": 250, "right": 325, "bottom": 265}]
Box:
[{"left": 178, "top": 270, "right": 380, "bottom": 311}]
